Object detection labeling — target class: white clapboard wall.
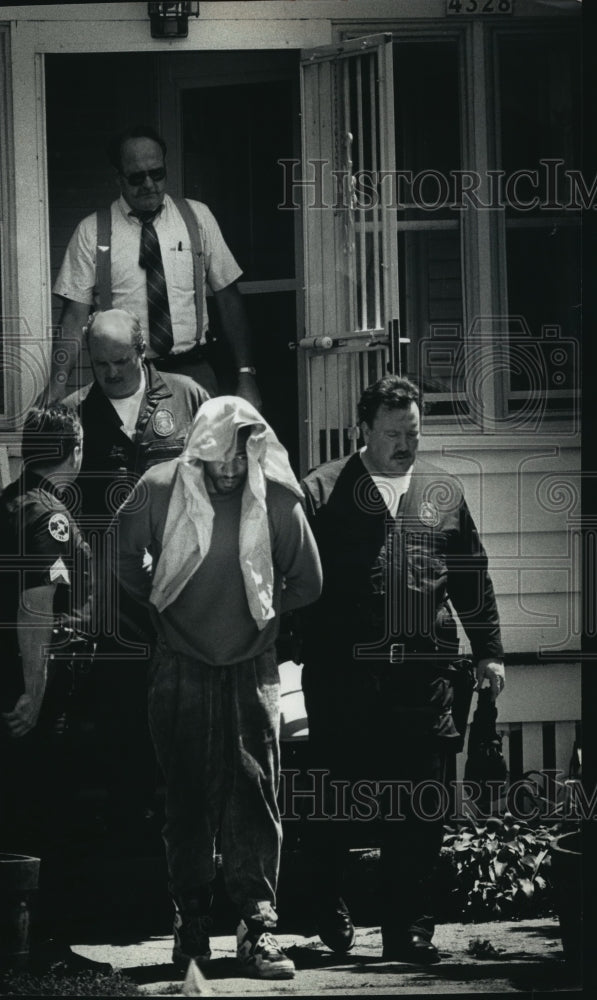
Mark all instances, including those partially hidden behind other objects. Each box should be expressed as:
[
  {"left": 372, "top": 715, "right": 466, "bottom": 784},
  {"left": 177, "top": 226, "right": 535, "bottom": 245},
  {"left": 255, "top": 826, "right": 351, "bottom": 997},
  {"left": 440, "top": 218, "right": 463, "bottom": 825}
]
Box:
[{"left": 0, "top": 446, "right": 10, "bottom": 488}]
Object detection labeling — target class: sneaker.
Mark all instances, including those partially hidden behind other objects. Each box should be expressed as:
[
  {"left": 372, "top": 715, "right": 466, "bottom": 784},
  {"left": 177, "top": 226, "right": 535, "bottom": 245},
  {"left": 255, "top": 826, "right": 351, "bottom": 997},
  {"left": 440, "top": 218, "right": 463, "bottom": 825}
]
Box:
[
  {"left": 172, "top": 908, "right": 212, "bottom": 969},
  {"left": 236, "top": 919, "right": 295, "bottom": 979},
  {"left": 316, "top": 896, "right": 355, "bottom": 953}
]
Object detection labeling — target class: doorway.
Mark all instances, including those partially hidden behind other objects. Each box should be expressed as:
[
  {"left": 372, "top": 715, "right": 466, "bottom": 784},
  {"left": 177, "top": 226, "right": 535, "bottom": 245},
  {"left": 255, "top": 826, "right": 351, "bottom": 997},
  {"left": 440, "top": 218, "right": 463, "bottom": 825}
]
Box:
[{"left": 46, "top": 49, "right": 302, "bottom": 469}]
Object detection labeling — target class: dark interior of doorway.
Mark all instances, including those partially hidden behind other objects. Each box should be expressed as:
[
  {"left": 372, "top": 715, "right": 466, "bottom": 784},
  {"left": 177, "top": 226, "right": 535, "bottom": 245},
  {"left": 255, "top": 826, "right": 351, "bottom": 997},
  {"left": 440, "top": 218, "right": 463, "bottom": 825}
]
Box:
[{"left": 45, "top": 50, "right": 301, "bottom": 470}]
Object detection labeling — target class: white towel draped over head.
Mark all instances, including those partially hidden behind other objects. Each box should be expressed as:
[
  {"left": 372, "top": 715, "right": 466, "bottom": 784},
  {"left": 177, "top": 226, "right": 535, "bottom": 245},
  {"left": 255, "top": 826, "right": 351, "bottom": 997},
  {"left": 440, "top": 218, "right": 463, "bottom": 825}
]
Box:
[{"left": 150, "top": 395, "right": 303, "bottom": 628}]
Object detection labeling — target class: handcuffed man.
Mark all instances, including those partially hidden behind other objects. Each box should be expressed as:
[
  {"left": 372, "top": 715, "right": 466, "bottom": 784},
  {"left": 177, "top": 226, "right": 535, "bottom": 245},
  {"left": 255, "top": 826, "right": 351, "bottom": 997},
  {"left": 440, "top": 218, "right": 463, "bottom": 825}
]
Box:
[{"left": 112, "top": 396, "right": 322, "bottom": 979}]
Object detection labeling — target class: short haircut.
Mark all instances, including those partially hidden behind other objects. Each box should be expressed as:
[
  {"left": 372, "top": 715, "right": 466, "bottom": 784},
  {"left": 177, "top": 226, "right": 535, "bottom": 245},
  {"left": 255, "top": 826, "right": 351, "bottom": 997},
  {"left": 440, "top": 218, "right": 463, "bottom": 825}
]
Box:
[
  {"left": 107, "top": 124, "right": 167, "bottom": 172},
  {"left": 357, "top": 374, "right": 420, "bottom": 427},
  {"left": 86, "top": 310, "right": 145, "bottom": 357},
  {"left": 21, "top": 405, "right": 82, "bottom": 468}
]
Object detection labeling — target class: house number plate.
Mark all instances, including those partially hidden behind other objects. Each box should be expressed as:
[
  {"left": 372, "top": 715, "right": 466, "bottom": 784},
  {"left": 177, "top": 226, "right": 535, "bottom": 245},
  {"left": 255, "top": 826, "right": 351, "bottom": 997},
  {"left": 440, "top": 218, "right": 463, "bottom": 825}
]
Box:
[{"left": 446, "top": 0, "right": 514, "bottom": 13}]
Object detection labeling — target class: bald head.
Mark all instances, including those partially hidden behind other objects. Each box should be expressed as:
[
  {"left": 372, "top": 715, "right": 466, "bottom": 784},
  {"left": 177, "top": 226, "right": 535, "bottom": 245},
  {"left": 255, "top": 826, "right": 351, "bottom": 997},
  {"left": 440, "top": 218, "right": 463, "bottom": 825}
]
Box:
[{"left": 86, "top": 309, "right": 145, "bottom": 399}]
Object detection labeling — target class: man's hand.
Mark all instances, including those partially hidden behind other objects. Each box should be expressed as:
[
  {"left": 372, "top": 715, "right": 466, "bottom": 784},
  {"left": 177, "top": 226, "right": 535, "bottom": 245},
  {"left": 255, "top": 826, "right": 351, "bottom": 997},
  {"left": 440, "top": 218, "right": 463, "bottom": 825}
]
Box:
[
  {"left": 2, "top": 693, "right": 43, "bottom": 739},
  {"left": 236, "top": 372, "right": 262, "bottom": 411},
  {"left": 476, "top": 658, "right": 505, "bottom": 700}
]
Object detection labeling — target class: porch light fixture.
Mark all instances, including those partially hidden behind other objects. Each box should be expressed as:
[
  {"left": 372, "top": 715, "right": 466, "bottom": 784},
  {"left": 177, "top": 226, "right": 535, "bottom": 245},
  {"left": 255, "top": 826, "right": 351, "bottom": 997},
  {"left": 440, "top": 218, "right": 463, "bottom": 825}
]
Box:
[{"left": 147, "top": 2, "right": 199, "bottom": 39}]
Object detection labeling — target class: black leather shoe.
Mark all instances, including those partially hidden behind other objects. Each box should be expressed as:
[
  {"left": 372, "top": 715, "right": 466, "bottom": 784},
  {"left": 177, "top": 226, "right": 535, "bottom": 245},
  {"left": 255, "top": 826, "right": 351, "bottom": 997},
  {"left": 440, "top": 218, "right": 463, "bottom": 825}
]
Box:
[
  {"left": 316, "top": 897, "right": 356, "bottom": 953},
  {"left": 382, "top": 932, "right": 440, "bottom": 965}
]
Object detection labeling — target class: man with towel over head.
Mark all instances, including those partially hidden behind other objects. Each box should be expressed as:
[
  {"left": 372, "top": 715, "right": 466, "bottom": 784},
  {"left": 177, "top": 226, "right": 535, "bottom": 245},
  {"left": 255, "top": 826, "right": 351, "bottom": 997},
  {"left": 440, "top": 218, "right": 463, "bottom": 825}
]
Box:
[{"left": 112, "top": 396, "right": 322, "bottom": 980}]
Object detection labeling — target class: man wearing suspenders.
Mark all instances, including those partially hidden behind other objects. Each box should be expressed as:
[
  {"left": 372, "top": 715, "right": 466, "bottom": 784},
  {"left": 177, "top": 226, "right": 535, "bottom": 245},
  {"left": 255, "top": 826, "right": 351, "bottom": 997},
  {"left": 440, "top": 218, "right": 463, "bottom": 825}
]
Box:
[{"left": 51, "top": 124, "right": 260, "bottom": 409}]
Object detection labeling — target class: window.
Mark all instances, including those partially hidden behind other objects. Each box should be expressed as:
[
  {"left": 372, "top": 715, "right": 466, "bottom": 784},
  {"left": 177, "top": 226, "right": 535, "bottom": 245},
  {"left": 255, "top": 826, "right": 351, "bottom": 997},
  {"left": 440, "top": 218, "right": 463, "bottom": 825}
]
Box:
[
  {"left": 390, "top": 25, "right": 581, "bottom": 427},
  {"left": 0, "top": 24, "right": 13, "bottom": 418},
  {"left": 496, "top": 29, "right": 581, "bottom": 421},
  {"left": 300, "top": 16, "right": 582, "bottom": 460},
  {"left": 392, "top": 37, "right": 466, "bottom": 415}
]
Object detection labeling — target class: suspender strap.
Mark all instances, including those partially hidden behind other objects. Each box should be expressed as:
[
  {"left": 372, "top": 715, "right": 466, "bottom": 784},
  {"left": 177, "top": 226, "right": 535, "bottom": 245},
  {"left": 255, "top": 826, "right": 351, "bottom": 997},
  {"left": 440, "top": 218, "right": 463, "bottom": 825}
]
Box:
[
  {"left": 172, "top": 196, "right": 204, "bottom": 345},
  {"left": 95, "top": 199, "right": 204, "bottom": 340},
  {"left": 95, "top": 207, "right": 112, "bottom": 311}
]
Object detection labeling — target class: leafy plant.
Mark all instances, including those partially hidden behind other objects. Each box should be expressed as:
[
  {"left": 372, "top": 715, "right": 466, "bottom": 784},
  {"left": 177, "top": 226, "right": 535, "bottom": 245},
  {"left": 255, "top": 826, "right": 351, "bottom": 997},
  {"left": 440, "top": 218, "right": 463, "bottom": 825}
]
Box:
[
  {"left": 436, "top": 813, "right": 557, "bottom": 922},
  {"left": 518, "top": 768, "right": 583, "bottom": 828}
]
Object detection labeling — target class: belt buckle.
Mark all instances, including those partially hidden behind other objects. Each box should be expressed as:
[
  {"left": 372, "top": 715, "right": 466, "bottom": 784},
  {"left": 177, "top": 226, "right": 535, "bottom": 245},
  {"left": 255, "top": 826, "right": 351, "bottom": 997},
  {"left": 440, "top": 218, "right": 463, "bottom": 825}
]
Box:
[{"left": 389, "top": 643, "right": 405, "bottom": 665}]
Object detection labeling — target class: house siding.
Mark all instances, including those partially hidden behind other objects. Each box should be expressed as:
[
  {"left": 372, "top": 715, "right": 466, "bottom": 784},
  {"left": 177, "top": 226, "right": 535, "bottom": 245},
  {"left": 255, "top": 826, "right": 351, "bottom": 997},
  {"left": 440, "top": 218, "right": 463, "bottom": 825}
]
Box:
[{"left": 0, "top": 2, "right": 582, "bottom": 688}]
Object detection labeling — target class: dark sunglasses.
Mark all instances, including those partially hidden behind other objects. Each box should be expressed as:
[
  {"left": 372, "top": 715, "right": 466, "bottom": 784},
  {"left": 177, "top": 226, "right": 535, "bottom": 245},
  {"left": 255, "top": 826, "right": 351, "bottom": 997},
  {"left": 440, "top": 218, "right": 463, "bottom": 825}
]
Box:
[{"left": 121, "top": 167, "right": 166, "bottom": 186}]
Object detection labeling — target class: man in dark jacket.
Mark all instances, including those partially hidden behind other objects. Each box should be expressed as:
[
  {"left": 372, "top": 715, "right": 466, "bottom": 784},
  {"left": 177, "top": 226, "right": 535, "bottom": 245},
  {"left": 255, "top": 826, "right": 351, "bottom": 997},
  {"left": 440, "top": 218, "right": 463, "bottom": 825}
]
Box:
[
  {"left": 64, "top": 308, "right": 208, "bottom": 838},
  {"left": 64, "top": 307, "right": 209, "bottom": 521},
  {"left": 301, "top": 374, "right": 505, "bottom": 965}
]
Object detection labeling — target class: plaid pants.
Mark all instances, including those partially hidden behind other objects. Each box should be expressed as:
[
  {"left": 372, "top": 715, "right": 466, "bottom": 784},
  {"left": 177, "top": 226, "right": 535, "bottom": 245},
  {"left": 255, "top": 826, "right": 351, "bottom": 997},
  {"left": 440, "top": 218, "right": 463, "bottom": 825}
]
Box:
[{"left": 148, "top": 640, "right": 282, "bottom": 927}]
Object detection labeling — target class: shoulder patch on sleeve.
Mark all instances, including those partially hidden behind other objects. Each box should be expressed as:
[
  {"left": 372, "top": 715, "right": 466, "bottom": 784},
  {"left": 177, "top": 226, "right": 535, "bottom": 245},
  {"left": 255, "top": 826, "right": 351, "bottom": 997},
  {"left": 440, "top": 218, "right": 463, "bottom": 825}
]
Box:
[
  {"left": 50, "top": 557, "right": 71, "bottom": 584},
  {"left": 48, "top": 512, "right": 70, "bottom": 542}
]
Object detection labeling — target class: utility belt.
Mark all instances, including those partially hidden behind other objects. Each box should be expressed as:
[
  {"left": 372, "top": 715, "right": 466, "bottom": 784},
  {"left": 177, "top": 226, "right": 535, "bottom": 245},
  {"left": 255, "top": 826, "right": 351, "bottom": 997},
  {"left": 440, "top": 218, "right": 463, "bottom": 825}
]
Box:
[
  {"left": 48, "top": 625, "right": 97, "bottom": 691},
  {"left": 385, "top": 641, "right": 457, "bottom": 671},
  {"left": 342, "top": 629, "right": 460, "bottom": 669},
  {"left": 47, "top": 627, "right": 97, "bottom": 735},
  {"left": 319, "top": 594, "right": 461, "bottom": 675},
  {"left": 348, "top": 647, "right": 471, "bottom": 678},
  {"left": 49, "top": 624, "right": 97, "bottom": 663}
]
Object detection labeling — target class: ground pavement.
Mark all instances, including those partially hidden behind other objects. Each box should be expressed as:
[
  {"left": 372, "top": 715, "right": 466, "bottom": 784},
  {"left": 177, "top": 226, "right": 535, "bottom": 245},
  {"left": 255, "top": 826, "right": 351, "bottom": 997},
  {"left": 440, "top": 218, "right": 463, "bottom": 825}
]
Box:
[{"left": 72, "top": 918, "right": 581, "bottom": 997}]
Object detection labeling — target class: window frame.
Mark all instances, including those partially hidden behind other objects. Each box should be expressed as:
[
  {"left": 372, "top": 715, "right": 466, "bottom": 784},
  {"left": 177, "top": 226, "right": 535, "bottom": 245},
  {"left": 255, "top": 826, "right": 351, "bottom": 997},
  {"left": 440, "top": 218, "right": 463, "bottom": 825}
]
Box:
[
  {"left": 0, "top": 23, "right": 18, "bottom": 427},
  {"left": 334, "top": 14, "right": 581, "bottom": 435},
  {"left": 490, "top": 21, "right": 582, "bottom": 425}
]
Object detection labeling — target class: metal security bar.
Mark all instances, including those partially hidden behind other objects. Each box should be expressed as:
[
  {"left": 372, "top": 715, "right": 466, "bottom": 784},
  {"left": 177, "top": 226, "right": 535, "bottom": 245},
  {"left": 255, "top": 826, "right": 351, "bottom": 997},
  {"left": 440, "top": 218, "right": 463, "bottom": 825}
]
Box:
[
  {"left": 305, "top": 338, "right": 389, "bottom": 466},
  {"left": 300, "top": 35, "right": 401, "bottom": 470}
]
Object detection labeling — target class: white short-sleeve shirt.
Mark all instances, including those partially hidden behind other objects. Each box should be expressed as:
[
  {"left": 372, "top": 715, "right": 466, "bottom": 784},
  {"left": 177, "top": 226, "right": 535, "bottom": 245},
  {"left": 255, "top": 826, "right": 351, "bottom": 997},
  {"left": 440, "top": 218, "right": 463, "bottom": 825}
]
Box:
[
  {"left": 368, "top": 469, "right": 413, "bottom": 518},
  {"left": 53, "top": 194, "right": 243, "bottom": 357}
]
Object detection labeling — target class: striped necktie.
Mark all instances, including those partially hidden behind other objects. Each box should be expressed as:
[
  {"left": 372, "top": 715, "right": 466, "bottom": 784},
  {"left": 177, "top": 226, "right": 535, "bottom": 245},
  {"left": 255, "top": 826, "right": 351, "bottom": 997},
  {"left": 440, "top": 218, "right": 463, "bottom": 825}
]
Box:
[{"left": 138, "top": 211, "right": 174, "bottom": 356}]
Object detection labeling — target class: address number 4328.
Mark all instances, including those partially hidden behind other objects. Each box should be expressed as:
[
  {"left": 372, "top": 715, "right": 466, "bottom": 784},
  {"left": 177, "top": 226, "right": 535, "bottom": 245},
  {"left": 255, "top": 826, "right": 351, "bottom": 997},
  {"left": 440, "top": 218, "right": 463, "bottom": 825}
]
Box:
[{"left": 446, "top": 0, "right": 514, "bottom": 13}]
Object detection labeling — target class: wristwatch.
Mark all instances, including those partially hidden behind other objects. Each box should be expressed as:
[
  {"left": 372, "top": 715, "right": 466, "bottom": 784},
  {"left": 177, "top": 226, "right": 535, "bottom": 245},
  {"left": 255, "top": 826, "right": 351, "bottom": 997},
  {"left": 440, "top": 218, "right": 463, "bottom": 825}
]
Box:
[{"left": 238, "top": 366, "right": 257, "bottom": 376}]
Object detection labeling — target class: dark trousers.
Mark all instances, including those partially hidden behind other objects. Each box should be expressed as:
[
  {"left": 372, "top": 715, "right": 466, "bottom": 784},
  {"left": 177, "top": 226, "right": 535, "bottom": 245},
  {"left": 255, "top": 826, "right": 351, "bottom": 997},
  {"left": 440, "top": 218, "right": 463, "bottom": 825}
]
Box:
[
  {"left": 302, "top": 660, "right": 453, "bottom": 940},
  {"left": 148, "top": 641, "right": 282, "bottom": 927},
  {"left": 0, "top": 670, "right": 74, "bottom": 939},
  {"left": 92, "top": 630, "right": 157, "bottom": 827}
]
